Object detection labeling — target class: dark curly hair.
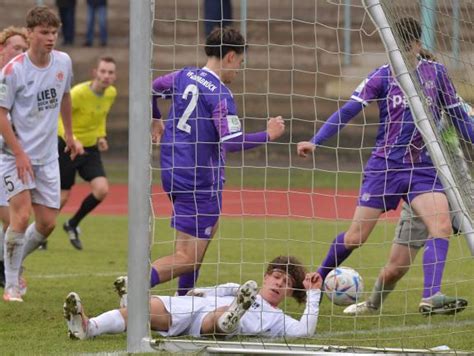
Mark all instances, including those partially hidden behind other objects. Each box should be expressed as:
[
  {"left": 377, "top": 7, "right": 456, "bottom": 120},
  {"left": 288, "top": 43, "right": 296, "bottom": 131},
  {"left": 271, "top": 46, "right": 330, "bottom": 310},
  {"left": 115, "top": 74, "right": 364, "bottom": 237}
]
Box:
[
  {"left": 205, "top": 27, "right": 245, "bottom": 59},
  {"left": 266, "top": 255, "right": 307, "bottom": 304}
]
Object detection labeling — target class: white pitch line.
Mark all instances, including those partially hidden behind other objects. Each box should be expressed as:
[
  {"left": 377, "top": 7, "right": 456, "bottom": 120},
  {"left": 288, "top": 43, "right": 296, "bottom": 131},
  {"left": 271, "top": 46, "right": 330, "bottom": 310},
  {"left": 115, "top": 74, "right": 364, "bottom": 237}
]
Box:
[
  {"left": 30, "top": 271, "right": 127, "bottom": 279},
  {"left": 318, "top": 318, "right": 474, "bottom": 338}
]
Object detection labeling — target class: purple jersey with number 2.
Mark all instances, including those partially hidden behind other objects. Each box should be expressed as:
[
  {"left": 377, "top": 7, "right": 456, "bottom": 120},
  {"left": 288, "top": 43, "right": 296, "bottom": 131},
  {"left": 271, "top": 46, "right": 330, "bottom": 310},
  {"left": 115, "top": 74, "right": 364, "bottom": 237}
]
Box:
[{"left": 154, "top": 66, "right": 243, "bottom": 193}]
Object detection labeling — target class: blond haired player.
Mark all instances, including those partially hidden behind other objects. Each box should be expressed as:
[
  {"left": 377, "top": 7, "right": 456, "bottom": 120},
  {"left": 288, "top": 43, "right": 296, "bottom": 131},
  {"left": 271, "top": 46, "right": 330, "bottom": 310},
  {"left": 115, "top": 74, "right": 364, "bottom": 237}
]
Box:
[{"left": 0, "top": 26, "right": 28, "bottom": 288}]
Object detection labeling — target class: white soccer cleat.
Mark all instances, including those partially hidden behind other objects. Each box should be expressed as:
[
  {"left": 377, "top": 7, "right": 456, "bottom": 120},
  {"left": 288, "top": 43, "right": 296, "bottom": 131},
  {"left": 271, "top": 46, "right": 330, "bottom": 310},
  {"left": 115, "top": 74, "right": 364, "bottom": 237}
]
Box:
[
  {"left": 3, "top": 285, "right": 23, "bottom": 302},
  {"left": 114, "top": 276, "right": 128, "bottom": 308},
  {"left": 343, "top": 301, "right": 378, "bottom": 315},
  {"left": 64, "top": 292, "right": 89, "bottom": 340},
  {"left": 217, "top": 280, "right": 258, "bottom": 334}
]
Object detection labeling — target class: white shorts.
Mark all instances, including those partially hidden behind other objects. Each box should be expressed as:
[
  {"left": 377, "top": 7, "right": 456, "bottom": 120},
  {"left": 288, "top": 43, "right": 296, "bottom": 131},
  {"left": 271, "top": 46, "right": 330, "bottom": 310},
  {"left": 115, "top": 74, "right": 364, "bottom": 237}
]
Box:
[
  {"left": 0, "top": 154, "right": 9, "bottom": 206},
  {"left": 1, "top": 157, "right": 60, "bottom": 209},
  {"left": 153, "top": 295, "right": 232, "bottom": 337}
]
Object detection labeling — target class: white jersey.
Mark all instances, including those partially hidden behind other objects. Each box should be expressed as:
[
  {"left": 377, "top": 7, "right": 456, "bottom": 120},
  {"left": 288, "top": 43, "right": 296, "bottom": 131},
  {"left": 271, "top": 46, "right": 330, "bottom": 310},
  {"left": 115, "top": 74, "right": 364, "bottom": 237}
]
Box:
[
  {"left": 156, "top": 283, "right": 321, "bottom": 338},
  {"left": 0, "top": 50, "right": 73, "bottom": 164}
]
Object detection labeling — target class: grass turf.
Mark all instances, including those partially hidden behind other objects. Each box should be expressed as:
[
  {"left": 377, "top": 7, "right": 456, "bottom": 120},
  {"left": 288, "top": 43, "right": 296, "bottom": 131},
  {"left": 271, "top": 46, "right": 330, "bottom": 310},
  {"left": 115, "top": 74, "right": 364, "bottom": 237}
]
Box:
[{"left": 1, "top": 214, "right": 473, "bottom": 354}]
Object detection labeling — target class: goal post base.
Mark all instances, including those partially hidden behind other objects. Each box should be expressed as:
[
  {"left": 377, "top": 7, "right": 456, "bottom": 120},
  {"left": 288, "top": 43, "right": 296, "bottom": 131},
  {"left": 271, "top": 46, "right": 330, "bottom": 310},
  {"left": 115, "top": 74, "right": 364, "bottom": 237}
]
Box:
[{"left": 149, "top": 338, "right": 471, "bottom": 355}]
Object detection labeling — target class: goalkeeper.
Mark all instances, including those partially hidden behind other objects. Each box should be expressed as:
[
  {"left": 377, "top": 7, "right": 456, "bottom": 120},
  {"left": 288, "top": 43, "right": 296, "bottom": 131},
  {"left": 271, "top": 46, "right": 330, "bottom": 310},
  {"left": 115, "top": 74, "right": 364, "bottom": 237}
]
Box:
[
  {"left": 63, "top": 256, "right": 322, "bottom": 340},
  {"left": 344, "top": 99, "right": 473, "bottom": 316}
]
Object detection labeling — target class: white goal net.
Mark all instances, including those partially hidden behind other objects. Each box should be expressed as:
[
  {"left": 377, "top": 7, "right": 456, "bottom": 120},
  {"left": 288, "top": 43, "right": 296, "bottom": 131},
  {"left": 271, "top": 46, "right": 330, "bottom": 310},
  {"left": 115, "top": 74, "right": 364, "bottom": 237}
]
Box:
[{"left": 128, "top": 0, "right": 474, "bottom": 354}]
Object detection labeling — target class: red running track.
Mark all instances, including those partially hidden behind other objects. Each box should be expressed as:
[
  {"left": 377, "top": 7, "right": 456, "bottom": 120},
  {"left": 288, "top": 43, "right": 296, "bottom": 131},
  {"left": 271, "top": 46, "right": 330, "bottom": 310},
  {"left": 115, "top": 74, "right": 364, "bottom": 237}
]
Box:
[{"left": 63, "top": 184, "right": 401, "bottom": 220}]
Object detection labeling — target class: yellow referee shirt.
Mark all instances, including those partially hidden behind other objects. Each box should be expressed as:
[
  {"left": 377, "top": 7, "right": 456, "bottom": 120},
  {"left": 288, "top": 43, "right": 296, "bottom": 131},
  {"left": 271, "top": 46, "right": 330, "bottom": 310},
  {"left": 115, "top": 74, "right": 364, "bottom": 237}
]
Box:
[{"left": 58, "top": 81, "right": 117, "bottom": 147}]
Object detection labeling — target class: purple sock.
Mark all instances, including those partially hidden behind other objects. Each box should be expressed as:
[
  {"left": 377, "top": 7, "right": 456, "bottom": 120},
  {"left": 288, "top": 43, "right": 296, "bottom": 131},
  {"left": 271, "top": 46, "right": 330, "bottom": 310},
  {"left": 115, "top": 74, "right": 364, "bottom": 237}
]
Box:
[
  {"left": 422, "top": 238, "right": 449, "bottom": 298},
  {"left": 150, "top": 267, "right": 160, "bottom": 288},
  {"left": 177, "top": 269, "right": 200, "bottom": 296},
  {"left": 317, "top": 232, "right": 353, "bottom": 280}
]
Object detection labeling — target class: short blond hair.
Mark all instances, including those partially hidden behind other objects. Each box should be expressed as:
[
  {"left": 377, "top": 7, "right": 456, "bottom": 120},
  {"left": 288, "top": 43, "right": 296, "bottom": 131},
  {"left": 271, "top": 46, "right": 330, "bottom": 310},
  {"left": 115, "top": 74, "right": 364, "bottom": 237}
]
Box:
[{"left": 0, "top": 26, "right": 28, "bottom": 46}]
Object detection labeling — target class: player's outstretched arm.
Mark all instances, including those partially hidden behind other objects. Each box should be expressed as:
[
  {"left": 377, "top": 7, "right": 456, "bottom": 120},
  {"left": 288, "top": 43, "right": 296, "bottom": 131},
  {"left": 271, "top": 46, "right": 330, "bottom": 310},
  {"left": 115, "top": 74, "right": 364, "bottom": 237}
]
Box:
[
  {"left": 0, "top": 107, "right": 33, "bottom": 183},
  {"left": 280, "top": 272, "right": 322, "bottom": 338},
  {"left": 186, "top": 282, "right": 241, "bottom": 298}
]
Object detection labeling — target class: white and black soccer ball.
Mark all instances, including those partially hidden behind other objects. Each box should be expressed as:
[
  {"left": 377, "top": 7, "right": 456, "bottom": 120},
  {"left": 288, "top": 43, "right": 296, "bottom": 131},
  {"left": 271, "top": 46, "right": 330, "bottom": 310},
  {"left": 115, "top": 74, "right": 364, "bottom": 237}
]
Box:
[{"left": 324, "top": 267, "right": 364, "bottom": 306}]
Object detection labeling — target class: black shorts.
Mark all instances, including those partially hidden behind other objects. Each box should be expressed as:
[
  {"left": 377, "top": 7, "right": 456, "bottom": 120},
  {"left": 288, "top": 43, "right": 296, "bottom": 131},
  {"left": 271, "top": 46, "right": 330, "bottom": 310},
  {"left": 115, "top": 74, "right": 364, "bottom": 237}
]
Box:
[{"left": 58, "top": 137, "right": 106, "bottom": 190}]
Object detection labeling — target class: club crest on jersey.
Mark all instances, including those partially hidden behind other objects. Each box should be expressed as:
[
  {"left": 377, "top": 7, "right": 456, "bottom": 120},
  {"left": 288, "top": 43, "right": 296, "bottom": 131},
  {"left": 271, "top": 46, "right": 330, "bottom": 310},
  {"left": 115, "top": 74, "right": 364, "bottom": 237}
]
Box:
[
  {"left": 361, "top": 192, "right": 371, "bottom": 202},
  {"left": 56, "top": 70, "right": 65, "bottom": 82}
]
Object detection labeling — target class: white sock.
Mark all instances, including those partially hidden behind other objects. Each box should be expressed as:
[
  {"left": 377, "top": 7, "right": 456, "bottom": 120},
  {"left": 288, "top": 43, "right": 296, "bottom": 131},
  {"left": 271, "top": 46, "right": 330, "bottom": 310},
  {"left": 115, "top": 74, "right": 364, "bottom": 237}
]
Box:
[
  {"left": 4, "top": 228, "right": 25, "bottom": 287},
  {"left": 22, "top": 223, "right": 46, "bottom": 260},
  {"left": 87, "top": 309, "right": 126, "bottom": 337},
  {"left": 0, "top": 227, "right": 4, "bottom": 262}
]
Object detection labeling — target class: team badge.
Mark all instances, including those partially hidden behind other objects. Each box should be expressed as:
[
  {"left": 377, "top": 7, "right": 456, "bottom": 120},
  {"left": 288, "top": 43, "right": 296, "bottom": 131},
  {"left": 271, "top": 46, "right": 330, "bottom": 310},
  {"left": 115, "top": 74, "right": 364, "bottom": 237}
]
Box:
[{"left": 56, "top": 71, "right": 64, "bottom": 82}]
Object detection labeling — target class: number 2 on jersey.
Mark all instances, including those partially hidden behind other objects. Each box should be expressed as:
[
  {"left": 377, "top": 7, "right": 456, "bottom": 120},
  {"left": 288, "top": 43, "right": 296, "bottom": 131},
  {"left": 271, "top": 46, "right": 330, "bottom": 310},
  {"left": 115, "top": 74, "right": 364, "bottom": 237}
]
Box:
[{"left": 177, "top": 84, "right": 198, "bottom": 134}]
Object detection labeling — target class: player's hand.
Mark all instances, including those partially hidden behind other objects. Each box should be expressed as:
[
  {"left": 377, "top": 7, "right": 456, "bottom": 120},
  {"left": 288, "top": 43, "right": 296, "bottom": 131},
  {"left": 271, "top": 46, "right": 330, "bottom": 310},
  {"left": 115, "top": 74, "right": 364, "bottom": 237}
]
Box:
[
  {"left": 98, "top": 137, "right": 108, "bottom": 152},
  {"left": 303, "top": 272, "right": 322, "bottom": 290},
  {"left": 152, "top": 118, "right": 164, "bottom": 144},
  {"left": 266, "top": 116, "right": 285, "bottom": 141},
  {"left": 72, "top": 139, "right": 85, "bottom": 156},
  {"left": 64, "top": 134, "right": 79, "bottom": 160},
  {"left": 297, "top": 141, "right": 316, "bottom": 158},
  {"left": 15, "top": 150, "right": 34, "bottom": 184}
]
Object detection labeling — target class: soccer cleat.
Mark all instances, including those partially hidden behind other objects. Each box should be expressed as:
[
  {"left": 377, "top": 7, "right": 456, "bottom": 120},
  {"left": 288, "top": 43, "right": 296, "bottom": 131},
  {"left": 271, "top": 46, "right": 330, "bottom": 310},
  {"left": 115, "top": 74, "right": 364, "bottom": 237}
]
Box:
[
  {"left": 64, "top": 292, "right": 89, "bottom": 340},
  {"left": 63, "top": 221, "right": 83, "bottom": 250},
  {"left": 343, "top": 301, "right": 378, "bottom": 315},
  {"left": 217, "top": 280, "right": 258, "bottom": 334},
  {"left": 114, "top": 276, "right": 128, "bottom": 308},
  {"left": 419, "top": 292, "right": 468, "bottom": 316},
  {"left": 3, "top": 285, "right": 23, "bottom": 302}
]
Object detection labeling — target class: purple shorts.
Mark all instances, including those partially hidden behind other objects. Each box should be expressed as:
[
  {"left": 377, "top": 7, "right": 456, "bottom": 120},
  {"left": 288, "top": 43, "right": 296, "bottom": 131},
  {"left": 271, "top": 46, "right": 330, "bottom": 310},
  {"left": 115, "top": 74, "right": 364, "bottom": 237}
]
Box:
[
  {"left": 169, "top": 191, "right": 222, "bottom": 239},
  {"left": 358, "top": 165, "right": 444, "bottom": 212}
]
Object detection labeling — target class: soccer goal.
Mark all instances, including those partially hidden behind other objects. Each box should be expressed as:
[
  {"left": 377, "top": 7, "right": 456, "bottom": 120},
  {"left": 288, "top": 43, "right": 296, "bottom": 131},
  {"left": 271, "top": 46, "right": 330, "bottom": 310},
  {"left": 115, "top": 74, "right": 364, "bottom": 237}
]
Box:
[{"left": 128, "top": 0, "right": 474, "bottom": 354}]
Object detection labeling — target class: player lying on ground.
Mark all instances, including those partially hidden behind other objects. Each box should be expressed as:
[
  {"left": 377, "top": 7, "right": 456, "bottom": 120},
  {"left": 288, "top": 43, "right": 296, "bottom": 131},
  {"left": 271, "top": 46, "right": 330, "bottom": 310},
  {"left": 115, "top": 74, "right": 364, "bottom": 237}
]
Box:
[
  {"left": 64, "top": 256, "right": 322, "bottom": 339},
  {"left": 345, "top": 101, "right": 474, "bottom": 316},
  {"left": 297, "top": 17, "right": 473, "bottom": 315}
]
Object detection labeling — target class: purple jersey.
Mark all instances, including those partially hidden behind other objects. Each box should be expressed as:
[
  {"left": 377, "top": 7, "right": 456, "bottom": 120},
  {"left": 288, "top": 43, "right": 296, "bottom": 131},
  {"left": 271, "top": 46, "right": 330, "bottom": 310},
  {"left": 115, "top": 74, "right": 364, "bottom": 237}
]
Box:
[
  {"left": 352, "top": 59, "right": 461, "bottom": 166},
  {"left": 154, "top": 67, "right": 243, "bottom": 192}
]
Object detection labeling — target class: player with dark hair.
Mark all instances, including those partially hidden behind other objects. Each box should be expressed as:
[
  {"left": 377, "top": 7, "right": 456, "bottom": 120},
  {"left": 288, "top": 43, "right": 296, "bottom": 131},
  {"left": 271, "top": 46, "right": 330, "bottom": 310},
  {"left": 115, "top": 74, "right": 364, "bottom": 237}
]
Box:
[
  {"left": 146, "top": 27, "right": 285, "bottom": 296},
  {"left": 57, "top": 55, "right": 117, "bottom": 250},
  {"left": 64, "top": 256, "right": 322, "bottom": 340},
  {"left": 297, "top": 17, "right": 472, "bottom": 315},
  {"left": 0, "top": 26, "right": 28, "bottom": 288},
  {"left": 345, "top": 100, "right": 474, "bottom": 316},
  {"left": 0, "top": 6, "right": 78, "bottom": 302}
]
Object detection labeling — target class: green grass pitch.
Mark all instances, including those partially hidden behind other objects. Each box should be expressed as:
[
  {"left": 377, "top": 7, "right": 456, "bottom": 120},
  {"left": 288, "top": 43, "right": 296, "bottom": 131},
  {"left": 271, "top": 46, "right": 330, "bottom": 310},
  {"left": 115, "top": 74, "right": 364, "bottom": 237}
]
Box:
[{"left": 1, "top": 213, "right": 473, "bottom": 353}]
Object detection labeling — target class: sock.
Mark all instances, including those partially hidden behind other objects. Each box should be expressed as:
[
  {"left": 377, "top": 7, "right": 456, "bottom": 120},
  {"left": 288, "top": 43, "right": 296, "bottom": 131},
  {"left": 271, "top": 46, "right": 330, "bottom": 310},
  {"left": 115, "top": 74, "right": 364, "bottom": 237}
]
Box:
[
  {"left": 87, "top": 309, "right": 126, "bottom": 337},
  {"left": 368, "top": 278, "right": 397, "bottom": 309},
  {"left": 150, "top": 267, "right": 160, "bottom": 288},
  {"left": 177, "top": 268, "right": 200, "bottom": 296},
  {"left": 4, "top": 228, "right": 25, "bottom": 287},
  {"left": 69, "top": 193, "right": 102, "bottom": 227},
  {"left": 422, "top": 237, "right": 449, "bottom": 298},
  {"left": 0, "top": 227, "right": 4, "bottom": 262},
  {"left": 22, "top": 223, "right": 46, "bottom": 260},
  {"left": 317, "top": 232, "right": 353, "bottom": 280}
]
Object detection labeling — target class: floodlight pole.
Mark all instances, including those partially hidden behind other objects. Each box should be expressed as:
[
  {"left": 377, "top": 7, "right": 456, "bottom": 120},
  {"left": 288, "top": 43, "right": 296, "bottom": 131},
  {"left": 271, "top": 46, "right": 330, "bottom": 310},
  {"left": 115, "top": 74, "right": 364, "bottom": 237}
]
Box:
[{"left": 128, "top": 0, "right": 154, "bottom": 353}]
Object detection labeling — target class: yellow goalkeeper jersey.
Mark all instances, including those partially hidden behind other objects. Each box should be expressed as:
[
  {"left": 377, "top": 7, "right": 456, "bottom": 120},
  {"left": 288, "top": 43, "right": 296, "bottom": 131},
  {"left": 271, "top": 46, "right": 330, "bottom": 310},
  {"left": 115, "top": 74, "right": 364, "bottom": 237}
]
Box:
[{"left": 58, "top": 81, "right": 117, "bottom": 147}]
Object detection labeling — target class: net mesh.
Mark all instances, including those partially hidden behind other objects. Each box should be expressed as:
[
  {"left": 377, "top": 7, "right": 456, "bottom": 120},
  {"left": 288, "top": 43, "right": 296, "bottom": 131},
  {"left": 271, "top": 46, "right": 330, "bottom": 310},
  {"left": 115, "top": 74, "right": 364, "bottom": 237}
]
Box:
[{"left": 146, "top": 0, "right": 474, "bottom": 352}]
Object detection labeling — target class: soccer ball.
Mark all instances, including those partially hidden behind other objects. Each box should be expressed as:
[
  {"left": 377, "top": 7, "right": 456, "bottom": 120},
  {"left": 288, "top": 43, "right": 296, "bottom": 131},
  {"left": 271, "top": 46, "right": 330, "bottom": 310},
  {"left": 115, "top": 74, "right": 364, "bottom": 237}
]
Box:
[{"left": 324, "top": 267, "right": 364, "bottom": 306}]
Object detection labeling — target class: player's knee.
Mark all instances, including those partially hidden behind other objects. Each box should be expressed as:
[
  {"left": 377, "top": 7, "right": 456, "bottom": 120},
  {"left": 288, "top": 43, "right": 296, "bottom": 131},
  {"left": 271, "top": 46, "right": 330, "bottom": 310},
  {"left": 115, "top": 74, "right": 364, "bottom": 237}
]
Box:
[
  {"left": 35, "top": 221, "right": 56, "bottom": 236},
  {"left": 93, "top": 183, "right": 108, "bottom": 200},
  {"left": 344, "top": 232, "right": 366, "bottom": 248},
  {"left": 175, "top": 251, "right": 200, "bottom": 270}
]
